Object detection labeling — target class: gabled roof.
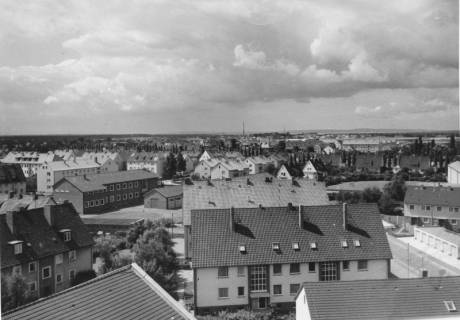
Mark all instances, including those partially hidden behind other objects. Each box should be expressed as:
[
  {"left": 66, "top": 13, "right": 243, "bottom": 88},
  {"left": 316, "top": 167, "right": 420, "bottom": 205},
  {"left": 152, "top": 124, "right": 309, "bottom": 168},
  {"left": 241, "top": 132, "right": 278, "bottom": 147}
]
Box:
[
  {"left": 47, "top": 159, "right": 100, "bottom": 171},
  {"left": 191, "top": 203, "right": 392, "bottom": 268},
  {"left": 55, "top": 169, "right": 159, "bottom": 192},
  {"left": 2, "top": 263, "right": 196, "bottom": 320},
  {"left": 146, "top": 185, "right": 183, "bottom": 199},
  {"left": 183, "top": 173, "right": 330, "bottom": 225},
  {"left": 1, "top": 203, "right": 94, "bottom": 269},
  {"left": 0, "top": 163, "right": 26, "bottom": 184},
  {"left": 405, "top": 185, "right": 460, "bottom": 207},
  {"left": 448, "top": 161, "right": 460, "bottom": 171},
  {"left": 0, "top": 195, "right": 56, "bottom": 214},
  {"left": 300, "top": 277, "right": 460, "bottom": 320}
]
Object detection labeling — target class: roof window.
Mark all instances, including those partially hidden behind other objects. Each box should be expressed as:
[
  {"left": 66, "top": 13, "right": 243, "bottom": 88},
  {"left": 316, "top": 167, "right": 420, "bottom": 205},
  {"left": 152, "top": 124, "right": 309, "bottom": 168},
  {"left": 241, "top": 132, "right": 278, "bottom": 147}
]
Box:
[
  {"left": 354, "top": 240, "right": 361, "bottom": 247},
  {"left": 341, "top": 240, "right": 348, "bottom": 248},
  {"left": 239, "top": 245, "right": 246, "bottom": 253},
  {"left": 444, "top": 301, "right": 456, "bottom": 312},
  {"left": 292, "top": 242, "right": 300, "bottom": 250},
  {"left": 272, "top": 242, "right": 280, "bottom": 251},
  {"left": 310, "top": 242, "right": 318, "bottom": 250}
]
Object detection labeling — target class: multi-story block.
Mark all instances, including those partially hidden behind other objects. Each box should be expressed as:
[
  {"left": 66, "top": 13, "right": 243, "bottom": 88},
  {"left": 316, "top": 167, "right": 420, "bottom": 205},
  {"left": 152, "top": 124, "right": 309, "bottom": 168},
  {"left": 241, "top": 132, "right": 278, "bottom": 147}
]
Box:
[
  {"left": 78, "top": 151, "right": 124, "bottom": 171},
  {"left": 191, "top": 203, "right": 391, "bottom": 313},
  {"left": 448, "top": 161, "right": 460, "bottom": 185},
  {"left": 127, "top": 152, "right": 167, "bottom": 177},
  {"left": 53, "top": 169, "right": 159, "bottom": 214},
  {"left": 1, "top": 152, "right": 62, "bottom": 178},
  {"left": 0, "top": 164, "right": 27, "bottom": 196},
  {"left": 0, "top": 202, "right": 94, "bottom": 299},
  {"left": 404, "top": 185, "right": 460, "bottom": 228}
]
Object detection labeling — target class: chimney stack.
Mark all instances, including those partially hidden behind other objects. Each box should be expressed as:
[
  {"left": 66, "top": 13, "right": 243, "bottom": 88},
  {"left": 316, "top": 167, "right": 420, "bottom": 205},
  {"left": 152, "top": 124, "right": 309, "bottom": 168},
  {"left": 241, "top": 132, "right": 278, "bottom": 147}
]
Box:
[
  {"left": 342, "top": 202, "right": 348, "bottom": 230},
  {"left": 44, "top": 204, "right": 55, "bottom": 226},
  {"left": 298, "top": 205, "right": 302, "bottom": 229},
  {"left": 229, "top": 207, "right": 235, "bottom": 232},
  {"left": 6, "top": 211, "right": 15, "bottom": 234},
  {"left": 288, "top": 202, "right": 293, "bottom": 211}
]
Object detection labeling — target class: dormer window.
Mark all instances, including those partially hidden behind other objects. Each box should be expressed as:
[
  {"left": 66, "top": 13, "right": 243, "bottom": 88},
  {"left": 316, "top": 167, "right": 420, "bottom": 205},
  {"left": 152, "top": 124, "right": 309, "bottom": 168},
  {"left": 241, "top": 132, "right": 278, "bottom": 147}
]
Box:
[
  {"left": 444, "top": 301, "right": 456, "bottom": 312},
  {"left": 341, "top": 240, "right": 348, "bottom": 248},
  {"left": 354, "top": 240, "right": 361, "bottom": 247},
  {"left": 292, "top": 242, "right": 300, "bottom": 250},
  {"left": 60, "top": 229, "right": 71, "bottom": 242},
  {"left": 9, "top": 240, "right": 23, "bottom": 255},
  {"left": 310, "top": 242, "right": 318, "bottom": 250},
  {"left": 239, "top": 245, "right": 246, "bottom": 253},
  {"left": 272, "top": 242, "right": 280, "bottom": 251}
]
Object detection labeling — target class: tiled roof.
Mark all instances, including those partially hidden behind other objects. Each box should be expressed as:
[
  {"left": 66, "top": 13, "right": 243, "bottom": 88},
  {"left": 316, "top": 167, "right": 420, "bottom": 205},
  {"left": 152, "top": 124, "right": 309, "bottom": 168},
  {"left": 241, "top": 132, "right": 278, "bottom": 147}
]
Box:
[
  {"left": 1, "top": 152, "right": 61, "bottom": 164},
  {"left": 405, "top": 185, "right": 460, "bottom": 207},
  {"left": 0, "top": 164, "right": 26, "bottom": 184},
  {"left": 327, "top": 181, "right": 389, "bottom": 192},
  {"left": 300, "top": 277, "right": 460, "bottom": 320},
  {"left": 2, "top": 263, "right": 196, "bottom": 320},
  {"left": 47, "top": 159, "right": 100, "bottom": 171},
  {"left": 148, "top": 185, "right": 183, "bottom": 199},
  {"left": 191, "top": 203, "right": 392, "bottom": 268},
  {"left": 0, "top": 195, "right": 56, "bottom": 214},
  {"left": 183, "top": 173, "right": 330, "bottom": 225},
  {"left": 127, "top": 151, "right": 168, "bottom": 162},
  {"left": 1, "top": 203, "right": 94, "bottom": 269},
  {"left": 57, "top": 169, "right": 159, "bottom": 192}
]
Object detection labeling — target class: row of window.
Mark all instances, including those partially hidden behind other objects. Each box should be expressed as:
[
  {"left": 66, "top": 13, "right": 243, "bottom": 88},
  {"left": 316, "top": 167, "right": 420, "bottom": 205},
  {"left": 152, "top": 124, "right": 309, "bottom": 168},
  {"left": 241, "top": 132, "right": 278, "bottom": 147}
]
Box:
[
  {"left": 27, "top": 269, "right": 76, "bottom": 292},
  {"left": 13, "top": 251, "right": 77, "bottom": 276},
  {"left": 217, "top": 261, "right": 368, "bottom": 279},
  {"left": 217, "top": 283, "right": 303, "bottom": 299},
  {"left": 410, "top": 204, "right": 460, "bottom": 213},
  {"left": 421, "top": 217, "right": 457, "bottom": 225},
  {"left": 85, "top": 192, "right": 140, "bottom": 208},
  {"left": 108, "top": 181, "right": 139, "bottom": 191}
]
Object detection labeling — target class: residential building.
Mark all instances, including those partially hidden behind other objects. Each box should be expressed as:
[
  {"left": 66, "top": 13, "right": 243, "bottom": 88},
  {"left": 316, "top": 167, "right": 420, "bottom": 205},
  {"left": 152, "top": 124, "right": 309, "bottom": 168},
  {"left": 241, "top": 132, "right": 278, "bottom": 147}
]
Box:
[
  {"left": 192, "top": 203, "right": 392, "bottom": 313},
  {"left": 245, "top": 157, "right": 273, "bottom": 175},
  {"left": 1, "top": 151, "right": 62, "bottom": 178},
  {"left": 267, "top": 154, "right": 288, "bottom": 168},
  {"left": 194, "top": 159, "right": 220, "bottom": 179},
  {"left": 296, "top": 277, "right": 460, "bottom": 320},
  {"left": 448, "top": 161, "right": 460, "bottom": 184},
  {"left": 144, "top": 185, "right": 183, "bottom": 209},
  {"left": 302, "top": 161, "right": 318, "bottom": 181},
  {"left": 404, "top": 185, "right": 460, "bottom": 228},
  {"left": 1, "top": 202, "right": 94, "bottom": 299},
  {"left": 37, "top": 159, "right": 101, "bottom": 194},
  {"left": 397, "top": 155, "right": 431, "bottom": 173},
  {"left": 53, "top": 169, "right": 159, "bottom": 214},
  {"left": 2, "top": 263, "right": 197, "bottom": 320},
  {"left": 199, "top": 150, "right": 214, "bottom": 162},
  {"left": 414, "top": 226, "right": 460, "bottom": 259},
  {"left": 0, "top": 163, "right": 26, "bottom": 196},
  {"left": 210, "top": 160, "right": 249, "bottom": 180},
  {"left": 78, "top": 151, "right": 124, "bottom": 171},
  {"left": 354, "top": 154, "right": 383, "bottom": 173},
  {"left": 127, "top": 152, "right": 167, "bottom": 177},
  {"left": 183, "top": 173, "right": 331, "bottom": 259},
  {"left": 276, "top": 165, "right": 292, "bottom": 180}
]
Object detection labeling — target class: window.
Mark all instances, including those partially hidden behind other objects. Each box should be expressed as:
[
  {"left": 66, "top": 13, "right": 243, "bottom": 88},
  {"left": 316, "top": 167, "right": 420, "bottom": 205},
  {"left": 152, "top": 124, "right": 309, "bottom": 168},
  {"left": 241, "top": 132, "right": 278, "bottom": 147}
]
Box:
[
  {"left": 343, "top": 261, "right": 350, "bottom": 271},
  {"left": 273, "top": 264, "right": 282, "bottom": 275},
  {"left": 358, "top": 260, "right": 368, "bottom": 271},
  {"left": 109, "top": 185, "right": 114, "bottom": 191},
  {"left": 129, "top": 193, "right": 133, "bottom": 199},
  {"left": 122, "top": 183, "right": 127, "bottom": 189},
  {"left": 100, "top": 199, "right": 104, "bottom": 205},
  {"left": 290, "top": 263, "right": 300, "bottom": 274},
  {"left": 237, "top": 286, "right": 245, "bottom": 297},
  {"left": 452, "top": 220, "right": 457, "bottom": 225},
  {"left": 28, "top": 281, "right": 37, "bottom": 292},
  {"left": 128, "top": 183, "right": 133, "bottom": 188},
  {"left": 437, "top": 206, "right": 442, "bottom": 211},
  {"left": 14, "top": 243, "right": 22, "bottom": 255},
  {"left": 354, "top": 240, "right": 361, "bottom": 247},
  {"left": 273, "top": 284, "right": 282, "bottom": 295},
  {"left": 290, "top": 283, "right": 300, "bottom": 295},
  {"left": 123, "top": 194, "right": 127, "bottom": 200},
  {"left": 42, "top": 266, "right": 51, "bottom": 279},
  {"left": 95, "top": 200, "right": 100, "bottom": 206},
  {"left": 218, "top": 288, "right": 229, "bottom": 299},
  {"left": 69, "top": 269, "right": 76, "bottom": 282},
  {"left": 249, "top": 265, "right": 268, "bottom": 292},
  {"left": 409, "top": 204, "right": 414, "bottom": 210},
  {"left": 56, "top": 273, "right": 63, "bottom": 283},
  {"left": 272, "top": 242, "right": 280, "bottom": 251},
  {"left": 341, "top": 240, "right": 348, "bottom": 248},
  {"left": 292, "top": 242, "right": 300, "bottom": 250},
  {"left": 69, "top": 250, "right": 77, "bottom": 263},
  {"left": 134, "top": 181, "right": 139, "bottom": 187},
  {"left": 218, "top": 266, "right": 228, "bottom": 278},
  {"left": 319, "top": 262, "right": 338, "bottom": 281},
  {"left": 308, "top": 262, "right": 316, "bottom": 273},
  {"left": 110, "top": 195, "right": 115, "bottom": 202},
  {"left": 29, "top": 262, "right": 36, "bottom": 273},
  {"left": 455, "top": 208, "right": 459, "bottom": 213},
  {"left": 117, "top": 194, "right": 121, "bottom": 201},
  {"left": 237, "top": 266, "right": 245, "bottom": 277},
  {"left": 12, "top": 265, "right": 21, "bottom": 275},
  {"left": 116, "top": 184, "right": 121, "bottom": 190},
  {"left": 425, "top": 205, "right": 431, "bottom": 211},
  {"left": 423, "top": 217, "right": 430, "bottom": 223},
  {"left": 135, "top": 192, "right": 139, "bottom": 198},
  {"left": 90, "top": 200, "right": 95, "bottom": 207},
  {"left": 63, "top": 231, "right": 71, "bottom": 242},
  {"left": 449, "top": 207, "right": 454, "bottom": 212},
  {"left": 84, "top": 201, "right": 89, "bottom": 208},
  {"left": 444, "top": 301, "right": 456, "bottom": 312},
  {"left": 310, "top": 242, "right": 317, "bottom": 250},
  {"left": 55, "top": 254, "right": 63, "bottom": 265}
]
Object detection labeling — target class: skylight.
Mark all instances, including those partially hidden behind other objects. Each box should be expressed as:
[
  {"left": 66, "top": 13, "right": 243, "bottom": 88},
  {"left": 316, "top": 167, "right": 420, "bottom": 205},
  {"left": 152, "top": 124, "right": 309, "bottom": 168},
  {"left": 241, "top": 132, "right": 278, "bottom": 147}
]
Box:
[
  {"left": 341, "top": 240, "right": 348, "bottom": 248},
  {"left": 444, "top": 301, "right": 456, "bottom": 312},
  {"left": 272, "top": 242, "right": 280, "bottom": 251},
  {"left": 239, "top": 245, "right": 246, "bottom": 253},
  {"left": 292, "top": 242, "right": 300, "bottom": 250},
  {"left": 354, "top": 240, "right": 361, "bottom": 247},
  {"left": 310, "top": 242, "right": 317, "bottom": 250}
]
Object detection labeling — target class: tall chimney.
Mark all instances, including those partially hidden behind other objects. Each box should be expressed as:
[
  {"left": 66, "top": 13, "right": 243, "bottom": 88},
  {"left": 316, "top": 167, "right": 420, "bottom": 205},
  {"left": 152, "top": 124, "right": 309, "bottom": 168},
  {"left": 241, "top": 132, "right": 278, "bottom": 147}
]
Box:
[
  {"left": 298, "top": 205, "right": 302, "bottom": 229},
  {"left": 44, "top": 204, "right": 55, "bottom": 226},
  {"left": 229, "top": 207, "right": 235, "bottom": 232},
  {"left": 6, "top": 211, "right": 15, "bottom": 234},
  {"left": 342, "top": 202, "right": 348, "bottom": 230}
]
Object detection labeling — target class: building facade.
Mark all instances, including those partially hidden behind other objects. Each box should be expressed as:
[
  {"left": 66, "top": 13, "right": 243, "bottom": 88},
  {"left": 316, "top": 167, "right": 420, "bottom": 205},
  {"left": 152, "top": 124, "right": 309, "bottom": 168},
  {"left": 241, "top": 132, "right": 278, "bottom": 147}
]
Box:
[
  {"left": 1, "top": 152, "right": 62, "bottom": 178},
  {"left": 0, "top": 164, "right": 27, "bottom": 196},
  {"left": 448, "top": 161, "right": 460, "bottom": 185},
  {"left": 414, "top": 226, "right": 460, "bottom": 260},
  {"left": 144, "top": 185, "right": 183, "bottom": 210}
]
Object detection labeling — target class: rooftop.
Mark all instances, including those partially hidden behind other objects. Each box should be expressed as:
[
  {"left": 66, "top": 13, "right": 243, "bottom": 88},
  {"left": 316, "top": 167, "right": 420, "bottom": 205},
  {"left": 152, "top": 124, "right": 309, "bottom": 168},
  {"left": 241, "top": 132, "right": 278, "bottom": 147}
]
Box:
[
  {"left": 300, "top": 277, "right": 460, "bottom": 320},
  {"left": 148, "top": 185, "right": 183, "bottom": 198},
  {"left": 0, "top": 163, "right": 26, "bottom": 184},
  {"left": 2, "top": 263, "right": 196, "bottom": 320},
  {"left": 405, "top": 185, "right": 460, "bottom": 208},
  {"left": 191, "top": 203, "right": 392, "bottom": 268}
]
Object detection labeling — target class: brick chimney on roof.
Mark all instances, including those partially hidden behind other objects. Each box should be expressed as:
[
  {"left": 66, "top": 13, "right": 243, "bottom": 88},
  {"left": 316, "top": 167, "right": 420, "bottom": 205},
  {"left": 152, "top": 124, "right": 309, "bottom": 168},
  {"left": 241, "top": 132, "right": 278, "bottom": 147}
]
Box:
[
  {"left": 44, "top": 204, "right": 56, "bottom": 226},
  {"left": 298, "top": 205, "right": 302, "bottom": 229},
  {"left": 6, "top": 211, "right": 15, "bottom": 234},
  {"left": 342, "top": 202, "right": 348, "bottom": 231},
  {"left": 229, "top": 207, "right": 235, "bottom": 232}
]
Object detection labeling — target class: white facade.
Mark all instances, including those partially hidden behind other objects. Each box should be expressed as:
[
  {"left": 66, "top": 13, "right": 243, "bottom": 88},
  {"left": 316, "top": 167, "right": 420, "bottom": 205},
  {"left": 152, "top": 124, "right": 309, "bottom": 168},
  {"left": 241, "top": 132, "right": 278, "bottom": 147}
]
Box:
[
  {"left": 414, "top": 227, "right": 460, "bottom": 260},
  {"left": 295, "top": 288, "right": 311, "bottom": 320},
  {"left": 448, "top": 162, "right": 460, "bottom": 185},
  {"left": 277, "top": 165, "right": 292, "bottom": 180},
  {"left": 1, "top": 152, "right": 61, "bottom": 177},
  {"left": 302, "top": 161, "right": 318, "bottom": 181},
  {"left": 199, "top": 151, "right": 213, "bottom": 162},
  {"left": 127, "top": 154, "right": 166, "bottom": 177},
  {"left": 194, "top": 160, "right": 219, "bottom": 179}
]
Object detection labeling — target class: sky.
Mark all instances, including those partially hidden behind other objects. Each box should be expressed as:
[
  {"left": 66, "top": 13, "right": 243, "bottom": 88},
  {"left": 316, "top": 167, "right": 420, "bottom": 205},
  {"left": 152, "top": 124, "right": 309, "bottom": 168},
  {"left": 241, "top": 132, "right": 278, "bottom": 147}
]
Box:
[{"left": 0, "top": 0, "right": 458, "bottom": 134}]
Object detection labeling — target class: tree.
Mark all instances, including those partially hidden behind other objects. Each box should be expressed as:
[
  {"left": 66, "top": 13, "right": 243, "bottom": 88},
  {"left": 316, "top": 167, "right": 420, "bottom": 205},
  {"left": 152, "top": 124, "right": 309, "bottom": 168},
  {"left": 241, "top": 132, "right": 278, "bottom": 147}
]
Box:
[
  {"left": 72, "top": 270, "right": 97, "bottom": 286},
  {"left": 1, "top": 273, "right": 31, "bottom": 312},
  {"left": 164, "top": 152, "right": 177, "bottom": 179},
  {"left": 384, "top": 175, "right": 406, "bottom": 202},
  {"left": 362, "top": 187, "right": 382, "bottom": 203},
  {"left": 176, "top": 153, "right": 187, "bottom": 173}
]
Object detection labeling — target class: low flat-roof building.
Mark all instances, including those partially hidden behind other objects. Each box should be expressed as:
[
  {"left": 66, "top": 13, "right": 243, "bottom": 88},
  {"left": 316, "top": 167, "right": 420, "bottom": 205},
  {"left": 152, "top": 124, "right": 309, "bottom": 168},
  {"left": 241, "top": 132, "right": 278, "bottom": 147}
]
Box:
[
  {"left": 414, "top": 226, "right": 460, "bottom": 260},
  {"left": 144, "top": 185, "right": 183, "bottom": 210},
  {"left": 448, "top": 161, "right": 460, "bottom": 185}
]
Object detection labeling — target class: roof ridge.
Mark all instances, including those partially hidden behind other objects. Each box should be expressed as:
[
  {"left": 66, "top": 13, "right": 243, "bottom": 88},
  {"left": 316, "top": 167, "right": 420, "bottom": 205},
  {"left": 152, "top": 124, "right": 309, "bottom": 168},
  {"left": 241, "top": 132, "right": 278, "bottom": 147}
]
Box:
[{"left": 2, "top": 264, "right": 132, "bottom": 316}]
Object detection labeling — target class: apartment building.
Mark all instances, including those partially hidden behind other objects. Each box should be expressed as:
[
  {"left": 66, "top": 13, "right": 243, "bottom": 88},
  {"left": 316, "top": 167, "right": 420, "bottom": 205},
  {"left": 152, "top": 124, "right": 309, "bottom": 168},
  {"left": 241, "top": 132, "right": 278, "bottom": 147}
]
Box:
[
  {"left": 1, "top": 203, "right": 94, "bottom": 299},
  {"left": 191, "top": 203, "right": 391, "bottom": 313},
  {"left": 127, "top": 152, "right": 167, "bottom": 177},
  {"left": 53, "top": 169, "right": 159, "bottom": 214},
  {"left": 78, "top": 151, "right": 124, "bottom": 171},
  {"left": 36, "top": 158, "right": 103, "bottom": 194},
  {"left": 183, "top": 173, "right": 331, "bottom": 259},
  {"left": 1, "top": 151, "right": 62, "bottom": 177},
  {"left": 245, "top": 157, "right": 273, "bottom": 175},
  {"left": 448, "top": 161, "right": 460, "bottom": 184},
  {"left": 404, "top": 185, "right": 460, "bottom": 227},
  {"left": 210, "top": 160, "right": 249, "bottom": 180},
  {"left": 0, "top": 163, "right": 26, "bottom": 196}
]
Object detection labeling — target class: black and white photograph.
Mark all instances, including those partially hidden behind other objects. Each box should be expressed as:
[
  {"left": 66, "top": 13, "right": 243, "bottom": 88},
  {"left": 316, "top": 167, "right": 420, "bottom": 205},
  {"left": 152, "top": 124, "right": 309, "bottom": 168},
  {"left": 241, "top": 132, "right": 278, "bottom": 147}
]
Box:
[{"left": 0, "top": 0, "right": 459, "bottom": 319}]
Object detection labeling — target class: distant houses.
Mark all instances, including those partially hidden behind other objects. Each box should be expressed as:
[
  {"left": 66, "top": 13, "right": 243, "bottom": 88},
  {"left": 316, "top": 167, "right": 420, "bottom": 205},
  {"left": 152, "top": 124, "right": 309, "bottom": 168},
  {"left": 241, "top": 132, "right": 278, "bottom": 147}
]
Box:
[
  {"left": 1, "top": 151, "right": 62, "bottom": 178},
  {"left": 0, "top": 163, "right": 27, "bottom": 196}
]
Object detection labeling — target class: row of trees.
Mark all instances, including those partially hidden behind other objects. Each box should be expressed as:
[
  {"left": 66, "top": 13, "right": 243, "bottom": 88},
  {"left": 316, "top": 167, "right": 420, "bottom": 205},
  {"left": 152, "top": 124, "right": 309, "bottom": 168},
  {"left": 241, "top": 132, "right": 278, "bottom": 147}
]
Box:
[{"left": 163, "top": 152, "right": 187, "bottom": 179}]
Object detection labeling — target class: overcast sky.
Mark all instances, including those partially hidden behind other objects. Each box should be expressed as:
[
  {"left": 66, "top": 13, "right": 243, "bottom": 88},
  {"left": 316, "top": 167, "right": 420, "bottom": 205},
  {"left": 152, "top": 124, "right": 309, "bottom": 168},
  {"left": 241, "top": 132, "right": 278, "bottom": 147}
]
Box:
[{"left": 0, "top": 0, "right": 458, "bottom": 134}]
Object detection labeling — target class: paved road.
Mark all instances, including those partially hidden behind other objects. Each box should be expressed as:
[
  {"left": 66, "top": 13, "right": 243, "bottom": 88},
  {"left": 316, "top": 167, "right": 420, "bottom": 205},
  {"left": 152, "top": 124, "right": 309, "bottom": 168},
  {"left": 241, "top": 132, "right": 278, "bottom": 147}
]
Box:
[{"left": 388, "top": 234, "right": 460, "bottom": 278}]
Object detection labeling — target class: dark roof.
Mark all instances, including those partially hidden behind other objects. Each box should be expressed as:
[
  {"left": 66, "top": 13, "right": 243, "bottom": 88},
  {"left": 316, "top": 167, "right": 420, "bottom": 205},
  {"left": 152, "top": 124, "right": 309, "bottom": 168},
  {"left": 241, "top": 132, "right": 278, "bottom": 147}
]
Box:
[
  {"left": 399, "top": 155, "right": 431, "bottom": 170},
  {"left": 355, "top": 154, "right": 383, "bottom": 171},
  {"left": 300, "top": 277, "right": 460, "bottom": 320},
  {"left": 0, "top": 163, "right": 26, "bottom": 184},
  {"left": 183, "top": 173, "right": 330, "bottom": 225},
  {"left": 146, "top": 185, "right": 183, "bottom": 199},
  {"left": 1, "top": 203, "right": 94, "bottom": 269},
  {"left": 55, "top": 169, "right": 159, "bottom": 192},
  {"left": 2, "top": 263, "right": 196, "bottom": 320},
  {"left": 405, "top": 185, "right": 460, "bottom": 207},
  {"left": 191, "top": 203, "right": 392, "bottom": 268}
]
